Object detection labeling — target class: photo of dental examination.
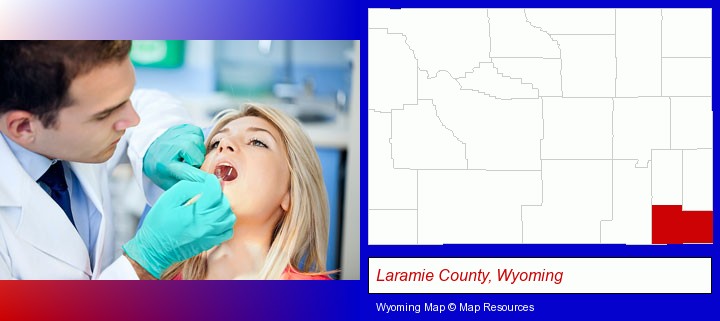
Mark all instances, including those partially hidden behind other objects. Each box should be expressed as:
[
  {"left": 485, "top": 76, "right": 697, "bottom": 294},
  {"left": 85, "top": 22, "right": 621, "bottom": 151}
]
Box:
[{"left": 0, "top": 40, "right": 359, "bottom": 280}]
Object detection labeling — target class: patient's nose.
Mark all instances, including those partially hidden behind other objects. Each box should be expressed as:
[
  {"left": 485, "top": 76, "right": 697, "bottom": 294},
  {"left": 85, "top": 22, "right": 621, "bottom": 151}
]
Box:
[{"left": 218, "top": 139, "right": 235, "bottom": 153}]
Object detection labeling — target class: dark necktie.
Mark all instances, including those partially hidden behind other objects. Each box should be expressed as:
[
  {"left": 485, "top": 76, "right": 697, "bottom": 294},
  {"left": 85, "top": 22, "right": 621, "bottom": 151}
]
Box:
[{"left": 38, "top": 161, "right": 75, "bottom": 227}]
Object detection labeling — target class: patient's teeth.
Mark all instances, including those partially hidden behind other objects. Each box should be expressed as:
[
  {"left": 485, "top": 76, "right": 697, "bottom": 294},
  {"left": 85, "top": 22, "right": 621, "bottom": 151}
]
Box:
[{"left": 214, "top": 167, "right": 224, "bottom": 179}]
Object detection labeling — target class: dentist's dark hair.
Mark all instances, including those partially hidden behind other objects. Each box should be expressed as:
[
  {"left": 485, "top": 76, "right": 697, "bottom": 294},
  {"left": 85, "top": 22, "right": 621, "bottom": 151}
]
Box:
[{"left": 0, "top": 41, "right": 132, "bottom": 128}]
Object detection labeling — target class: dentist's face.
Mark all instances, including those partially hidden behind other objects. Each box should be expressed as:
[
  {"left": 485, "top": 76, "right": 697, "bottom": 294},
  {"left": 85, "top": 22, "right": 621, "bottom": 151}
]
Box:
[
  {"left": 201, "top": 116, "right": 291, "bottom": 225},
  {"left": 32, "top": 57, "right": 140, "bottom": 163}
]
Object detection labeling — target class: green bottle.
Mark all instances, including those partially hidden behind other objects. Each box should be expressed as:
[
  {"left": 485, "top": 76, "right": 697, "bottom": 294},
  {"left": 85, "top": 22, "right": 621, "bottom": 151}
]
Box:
[{"left": 130, "top": 40, "right": 185, "bottom": 68}]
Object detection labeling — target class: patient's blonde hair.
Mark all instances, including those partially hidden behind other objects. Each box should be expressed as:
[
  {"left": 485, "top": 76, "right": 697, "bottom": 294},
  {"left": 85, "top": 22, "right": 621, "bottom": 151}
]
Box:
[{"left": 161, "top": 103, "right": 330, "bottom": 280}]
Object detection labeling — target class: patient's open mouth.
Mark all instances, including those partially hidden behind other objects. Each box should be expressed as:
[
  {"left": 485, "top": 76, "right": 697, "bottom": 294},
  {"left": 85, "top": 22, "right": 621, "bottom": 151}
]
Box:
[{"left": 214, "top": 163, "right": 238, "bottom": 181}]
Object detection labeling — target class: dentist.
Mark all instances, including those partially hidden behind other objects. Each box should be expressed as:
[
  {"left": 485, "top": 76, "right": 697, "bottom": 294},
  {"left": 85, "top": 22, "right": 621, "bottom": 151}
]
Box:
[{"left": 0, "top": 41, "right": 235, "bottom": 279}]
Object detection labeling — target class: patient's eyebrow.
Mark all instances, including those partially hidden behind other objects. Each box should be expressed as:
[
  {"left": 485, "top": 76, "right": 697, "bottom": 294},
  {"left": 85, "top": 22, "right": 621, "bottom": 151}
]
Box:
[
  {"left": 247, "top": 126, "right": 278, "bottom": 143},
  {"left": 207, "top": 128, "right": 229, "bottom": 144}
]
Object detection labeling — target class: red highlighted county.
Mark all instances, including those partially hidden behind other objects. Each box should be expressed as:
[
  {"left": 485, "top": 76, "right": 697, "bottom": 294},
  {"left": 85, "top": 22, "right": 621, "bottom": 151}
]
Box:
[{"left": 652, "top": 205, "right": 713, "bottom": 244}]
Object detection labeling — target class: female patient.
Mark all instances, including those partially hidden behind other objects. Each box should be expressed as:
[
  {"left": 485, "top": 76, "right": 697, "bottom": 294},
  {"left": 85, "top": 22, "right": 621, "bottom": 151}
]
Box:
[{"left": 162, "top": 103, "right": 332, "bottom": 280}]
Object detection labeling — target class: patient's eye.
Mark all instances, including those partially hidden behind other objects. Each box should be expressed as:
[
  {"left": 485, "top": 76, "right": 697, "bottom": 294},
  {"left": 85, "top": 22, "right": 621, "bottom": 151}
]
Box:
[
  {"left": 250, "top": 138, "right": 268, "bottom": 148},
  {"left": 209, "top": 139, "right": 220, "bottom": 150}
]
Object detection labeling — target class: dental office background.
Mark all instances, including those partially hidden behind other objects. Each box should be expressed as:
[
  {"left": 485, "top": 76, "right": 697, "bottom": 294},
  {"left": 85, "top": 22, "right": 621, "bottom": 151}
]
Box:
[{"left": 110, "top": 40, "right": 360, "bottom": 279}]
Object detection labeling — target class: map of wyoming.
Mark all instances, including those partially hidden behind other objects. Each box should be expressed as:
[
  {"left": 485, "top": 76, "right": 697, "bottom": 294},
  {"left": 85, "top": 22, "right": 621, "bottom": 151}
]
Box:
[{"left": 368, "top": 9, "right": 713, "bottom": 245}]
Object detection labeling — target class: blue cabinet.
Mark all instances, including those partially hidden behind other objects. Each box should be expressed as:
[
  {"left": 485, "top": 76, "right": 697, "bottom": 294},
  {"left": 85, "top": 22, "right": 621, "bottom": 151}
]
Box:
[{"left": 316, "top": 147, "right": 343, "bottom": 273}]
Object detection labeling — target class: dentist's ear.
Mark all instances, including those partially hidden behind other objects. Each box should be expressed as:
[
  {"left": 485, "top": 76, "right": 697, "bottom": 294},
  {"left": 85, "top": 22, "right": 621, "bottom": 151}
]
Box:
[{"left": 2, "top": 110, "right": 37, "bottom": 144}]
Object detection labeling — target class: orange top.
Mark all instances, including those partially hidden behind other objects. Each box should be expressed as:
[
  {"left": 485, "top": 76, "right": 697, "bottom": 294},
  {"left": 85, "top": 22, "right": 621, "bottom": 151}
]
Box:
[{"left": 281, "top": 265, "right": 333, "bottom": 280}]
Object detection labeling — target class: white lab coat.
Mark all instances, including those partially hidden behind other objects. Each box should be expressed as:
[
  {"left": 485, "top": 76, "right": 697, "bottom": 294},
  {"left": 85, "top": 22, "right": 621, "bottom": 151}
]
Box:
[{"left": 0, "top": 89, "right": 191, "bottom": 279}]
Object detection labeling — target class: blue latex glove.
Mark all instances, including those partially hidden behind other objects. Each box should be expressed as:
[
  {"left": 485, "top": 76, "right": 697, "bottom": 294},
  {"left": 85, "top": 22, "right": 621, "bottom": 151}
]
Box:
[
  {"left": 143, "top": 124, "right": 206, "bottom": 190},
  {"left": 122, "top": 172, "right": 235, "bottom": 278}
]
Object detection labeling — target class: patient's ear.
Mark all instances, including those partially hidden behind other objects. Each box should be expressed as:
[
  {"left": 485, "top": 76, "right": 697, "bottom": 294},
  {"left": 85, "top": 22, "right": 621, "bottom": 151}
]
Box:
[{"left": 281, "top": 191, "right": 290, "bottom": 212}]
